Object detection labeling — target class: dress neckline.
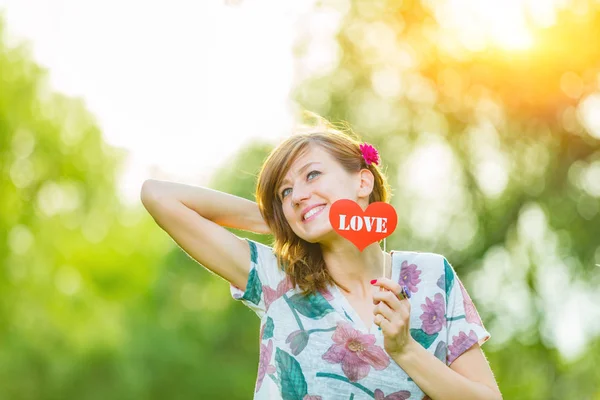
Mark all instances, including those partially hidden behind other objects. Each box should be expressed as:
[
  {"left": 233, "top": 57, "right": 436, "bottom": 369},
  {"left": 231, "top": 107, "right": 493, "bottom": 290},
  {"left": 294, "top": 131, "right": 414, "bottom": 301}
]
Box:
[{"left": 327, "top": 251, "right": 399, "bottom": 334}]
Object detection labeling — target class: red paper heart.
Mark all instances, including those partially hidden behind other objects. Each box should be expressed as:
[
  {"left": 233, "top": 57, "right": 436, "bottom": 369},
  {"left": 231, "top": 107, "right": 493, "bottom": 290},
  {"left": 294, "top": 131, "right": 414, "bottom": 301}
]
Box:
[{"left": 329, "top": 199, "right": 397, "bottom": 251}]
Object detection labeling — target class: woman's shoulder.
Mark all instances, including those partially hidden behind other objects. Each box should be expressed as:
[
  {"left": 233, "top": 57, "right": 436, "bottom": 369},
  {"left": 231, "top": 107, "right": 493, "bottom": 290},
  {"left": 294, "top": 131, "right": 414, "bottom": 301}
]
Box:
[
  {"left": 391, "top": 250, "right": 452, "bottom": 284},
  {"left": 244, "top": 238, "right": 276, "bottom": 261},
  {"left": 391, "top": 249, "right": 446, "bottom": 266}
]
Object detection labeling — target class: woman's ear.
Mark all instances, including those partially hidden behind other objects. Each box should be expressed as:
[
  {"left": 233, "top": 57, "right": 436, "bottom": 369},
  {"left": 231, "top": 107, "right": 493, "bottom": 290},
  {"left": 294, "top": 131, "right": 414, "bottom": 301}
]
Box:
[{"left": 357, "top": 168, "right": 375, "bottom": 199}]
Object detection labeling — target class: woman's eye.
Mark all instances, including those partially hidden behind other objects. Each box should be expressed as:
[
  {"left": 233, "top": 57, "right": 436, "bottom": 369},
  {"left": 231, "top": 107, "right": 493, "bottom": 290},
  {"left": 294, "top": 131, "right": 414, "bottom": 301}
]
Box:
[
  {"left": 281, "top": 171, "right": 320, "bottom": 199},
  {"left": 307, "top": 170, "right": 321, "bottom": 180},
  {"left": 281, "top": 188, "right": 292, "bottom": 198}
]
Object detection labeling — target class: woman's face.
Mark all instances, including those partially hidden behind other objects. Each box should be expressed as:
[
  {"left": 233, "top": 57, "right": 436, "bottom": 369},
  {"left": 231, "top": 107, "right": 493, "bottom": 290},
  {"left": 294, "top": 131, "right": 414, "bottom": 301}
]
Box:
[{"left": 278, "top": 144, "right": 372, "bottom": 244}]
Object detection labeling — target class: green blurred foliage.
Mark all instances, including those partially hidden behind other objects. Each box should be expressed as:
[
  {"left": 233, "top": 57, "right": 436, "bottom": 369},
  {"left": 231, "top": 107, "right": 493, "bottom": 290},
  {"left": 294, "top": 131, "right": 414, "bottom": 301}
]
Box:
[
  {"left": 1, "top": 0, "right": 600, "bottom": 399},
  {"left": 0, "top": 16, "right": 267, "bottom": 400}
]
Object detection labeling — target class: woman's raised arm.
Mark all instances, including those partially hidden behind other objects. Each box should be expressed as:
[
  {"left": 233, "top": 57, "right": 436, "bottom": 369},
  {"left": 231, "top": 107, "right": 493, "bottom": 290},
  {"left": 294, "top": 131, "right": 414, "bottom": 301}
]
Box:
[{"left": 140, "top": 179, "right": 271, "bottom": 290}]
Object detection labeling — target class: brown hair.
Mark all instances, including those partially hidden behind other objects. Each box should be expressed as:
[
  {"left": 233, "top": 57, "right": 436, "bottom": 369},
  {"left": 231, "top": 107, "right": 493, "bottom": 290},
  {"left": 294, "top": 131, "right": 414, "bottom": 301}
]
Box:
[{"left": 255, "top": 117, "right": 391, "bottom": 295}]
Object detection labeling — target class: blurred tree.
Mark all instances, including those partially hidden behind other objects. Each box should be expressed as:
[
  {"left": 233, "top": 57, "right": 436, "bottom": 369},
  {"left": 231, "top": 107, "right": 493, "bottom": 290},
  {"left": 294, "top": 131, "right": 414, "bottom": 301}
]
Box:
[{"left": 0, "top": 17, "right": 170, "bottom": 399}]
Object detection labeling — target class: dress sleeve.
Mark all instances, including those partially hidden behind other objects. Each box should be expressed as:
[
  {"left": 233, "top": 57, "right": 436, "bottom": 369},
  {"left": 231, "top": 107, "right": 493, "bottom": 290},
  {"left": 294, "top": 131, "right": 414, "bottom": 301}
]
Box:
[
  {"left": 229, "top": 238, "right": 288, "bottom": 319},
  {"left": 443, "top": 257, "right": 491, "bottom": 365}
]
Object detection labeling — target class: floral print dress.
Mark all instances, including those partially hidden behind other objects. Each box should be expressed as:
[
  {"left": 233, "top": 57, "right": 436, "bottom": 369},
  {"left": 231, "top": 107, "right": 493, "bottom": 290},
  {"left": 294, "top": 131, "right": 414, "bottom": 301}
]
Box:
[{"left": 230, "top": 239, "right": 491, "bottom": 400}]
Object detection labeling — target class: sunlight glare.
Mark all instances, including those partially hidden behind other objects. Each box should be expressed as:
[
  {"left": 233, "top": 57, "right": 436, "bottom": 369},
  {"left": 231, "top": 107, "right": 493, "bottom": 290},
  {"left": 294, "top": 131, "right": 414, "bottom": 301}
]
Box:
[{"left": 442, "top": 0, "right": 537, "bottom": 51}]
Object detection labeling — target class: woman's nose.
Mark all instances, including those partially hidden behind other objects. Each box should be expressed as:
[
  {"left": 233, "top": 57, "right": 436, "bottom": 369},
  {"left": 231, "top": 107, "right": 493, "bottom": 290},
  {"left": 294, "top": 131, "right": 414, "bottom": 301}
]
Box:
[{"left": 291, "top": 184, "right": 311, "bottom": 206}]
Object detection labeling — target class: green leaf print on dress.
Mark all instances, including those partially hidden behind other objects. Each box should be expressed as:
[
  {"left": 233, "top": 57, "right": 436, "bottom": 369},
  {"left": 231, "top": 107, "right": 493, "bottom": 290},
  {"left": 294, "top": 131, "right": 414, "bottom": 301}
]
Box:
[
  {"left": 247, "top": 238, "right": 259, "bottom": 264},
  {"left": 443, "top": 258, "right": 455, "bottom": 304},
  {"left": 275, "top": 348, "right": 308, "bottom": 400},
  {"left": 263, "top": 317, "right": 275, "bottom": 340},
  {"left": 242, "top": 268, "right": 263, "bottom": 306},
  {"left": 409, "top": 328, "right": 438, "bottom": 349},
  {"left": 287, "top": 292, "right": 334, "bottom": 319}
]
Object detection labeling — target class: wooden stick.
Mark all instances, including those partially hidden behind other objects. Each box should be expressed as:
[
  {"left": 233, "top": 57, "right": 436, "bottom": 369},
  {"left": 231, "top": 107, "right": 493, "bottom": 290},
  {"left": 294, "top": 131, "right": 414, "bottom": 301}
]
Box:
[{"left": 382, "top": 238, "right": 386, "bottom": 277}]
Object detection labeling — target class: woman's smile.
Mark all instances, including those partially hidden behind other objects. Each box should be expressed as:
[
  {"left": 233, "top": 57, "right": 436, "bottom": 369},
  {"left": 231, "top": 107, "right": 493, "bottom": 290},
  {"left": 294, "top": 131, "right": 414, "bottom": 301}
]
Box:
[{"left": 302, "top": 204, "right": 327, "bottom": 223}]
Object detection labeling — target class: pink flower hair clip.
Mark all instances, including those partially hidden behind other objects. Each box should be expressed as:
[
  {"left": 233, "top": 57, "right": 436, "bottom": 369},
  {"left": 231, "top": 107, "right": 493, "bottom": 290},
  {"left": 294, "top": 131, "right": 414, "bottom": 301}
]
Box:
[{"left": 359, "top": 142, "right": 380, "bottom": 166}]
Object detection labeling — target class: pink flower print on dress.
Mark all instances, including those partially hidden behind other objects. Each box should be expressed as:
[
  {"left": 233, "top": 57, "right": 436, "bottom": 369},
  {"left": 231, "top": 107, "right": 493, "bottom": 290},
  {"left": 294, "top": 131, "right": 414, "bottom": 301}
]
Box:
[
  {"left": 256, "top": 340, "right": 276, "bottom": 392},
  {"left": 374, "top": 389, "right": 411, "bottom": 400},
  {"left": 399, "top": 260, "right": 422, "bottom": 294},
  {"left": 458, "top": 279, "right": 483, "bottom": 326},
  {"left": 322, "top": 322, "right": 390, "bottom": 382},
  {"left": 447, "top": 330, "right": 478, "bottom": 364},
  {"left": 420, "top": 293, "right": 446, "bottom": 335},
  {"left": 263, "top": 276, "right": 294, "bottom": 311}
]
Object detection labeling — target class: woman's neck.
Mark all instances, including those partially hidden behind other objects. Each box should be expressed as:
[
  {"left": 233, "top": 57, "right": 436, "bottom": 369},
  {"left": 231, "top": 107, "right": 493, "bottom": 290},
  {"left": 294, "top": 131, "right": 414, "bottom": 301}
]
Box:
[{"left": 321, "top": 242, "right": 391, "bottom": 297}]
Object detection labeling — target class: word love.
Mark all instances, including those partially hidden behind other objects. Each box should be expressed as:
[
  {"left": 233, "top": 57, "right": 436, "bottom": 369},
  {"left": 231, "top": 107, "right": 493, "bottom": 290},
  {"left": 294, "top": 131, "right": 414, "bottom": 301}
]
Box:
[
  {"left": 338, "top": 215, "right": 387, "bottom": 233},
  {"left": 329, "top": 199, "right": 398, "bottom": 252}
]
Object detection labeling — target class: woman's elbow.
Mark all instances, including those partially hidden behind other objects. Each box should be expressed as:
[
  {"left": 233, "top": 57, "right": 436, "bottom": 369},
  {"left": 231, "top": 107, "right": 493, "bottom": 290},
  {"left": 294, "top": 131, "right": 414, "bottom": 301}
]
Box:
[{"left": 140, "top": 179, "right": 161, "bottom": 206}]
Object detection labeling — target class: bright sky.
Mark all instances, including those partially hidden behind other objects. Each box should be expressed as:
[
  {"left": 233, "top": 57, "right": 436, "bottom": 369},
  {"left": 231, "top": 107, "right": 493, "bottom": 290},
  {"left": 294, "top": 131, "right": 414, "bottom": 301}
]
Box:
[
  {"left": 0, "top": 0, "right": 316, "bottom": 203},
  {"left": 0, "top": 0, "right": 565, "bottom": 205}
]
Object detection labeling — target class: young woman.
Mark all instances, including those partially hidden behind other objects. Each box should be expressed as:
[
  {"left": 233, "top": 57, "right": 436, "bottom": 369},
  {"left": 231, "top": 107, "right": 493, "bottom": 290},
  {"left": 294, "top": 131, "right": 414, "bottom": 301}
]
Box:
[{"left": 140, "top": 123, "right": 502, "bottom": 400}]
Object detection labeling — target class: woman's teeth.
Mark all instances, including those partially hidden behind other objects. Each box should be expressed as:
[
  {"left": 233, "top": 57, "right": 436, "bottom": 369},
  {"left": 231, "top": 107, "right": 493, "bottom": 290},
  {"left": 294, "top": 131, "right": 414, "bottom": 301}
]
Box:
[{"left": 304, "top": 205, "right": 325, "bottom": 220}]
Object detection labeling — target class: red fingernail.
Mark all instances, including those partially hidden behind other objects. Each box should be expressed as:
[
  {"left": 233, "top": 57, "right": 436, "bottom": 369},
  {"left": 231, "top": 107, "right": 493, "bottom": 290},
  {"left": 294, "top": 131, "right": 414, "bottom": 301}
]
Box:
[{"left": 370, "top": 279, "right": 377, "bottom": 284}]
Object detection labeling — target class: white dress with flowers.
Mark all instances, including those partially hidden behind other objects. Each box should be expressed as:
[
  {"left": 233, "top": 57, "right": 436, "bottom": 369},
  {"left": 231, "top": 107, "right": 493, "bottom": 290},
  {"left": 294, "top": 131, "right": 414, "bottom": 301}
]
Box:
[{"left": 230, "top": 239, "right": 491, "bottom": 400}]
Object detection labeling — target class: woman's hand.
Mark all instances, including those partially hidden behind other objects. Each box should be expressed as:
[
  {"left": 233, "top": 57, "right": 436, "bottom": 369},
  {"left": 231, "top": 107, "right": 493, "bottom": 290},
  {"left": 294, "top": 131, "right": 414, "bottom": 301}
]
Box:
[{"left": 371, "top": 277, "right": 416, "bottom": 358}]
